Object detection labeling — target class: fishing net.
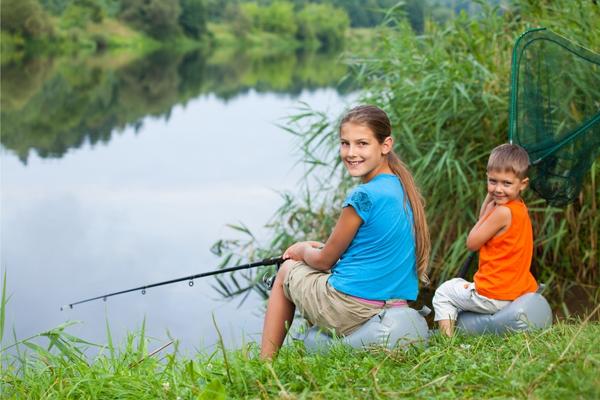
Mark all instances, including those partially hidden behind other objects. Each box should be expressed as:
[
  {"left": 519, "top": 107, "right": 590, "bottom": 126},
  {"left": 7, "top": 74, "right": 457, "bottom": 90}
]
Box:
[{"left": 509, "top": 28, "right": 600, "bottom": 206}]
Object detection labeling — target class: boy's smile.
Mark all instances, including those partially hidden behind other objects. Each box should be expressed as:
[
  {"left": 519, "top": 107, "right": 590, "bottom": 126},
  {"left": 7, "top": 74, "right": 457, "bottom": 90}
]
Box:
[
  {"left": 486, "top": 170, "right": 528, "bottom": 204},
  {"left": 339, "top": 122, "right": 392, "bottom": 182}
]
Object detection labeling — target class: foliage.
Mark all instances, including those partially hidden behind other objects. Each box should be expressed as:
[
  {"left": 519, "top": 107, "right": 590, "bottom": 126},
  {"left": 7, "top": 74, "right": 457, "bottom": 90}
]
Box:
[
  {"left": 213, "top": 0, "right": 599, "bottom": 311},
  {"left": 0, "top": 0, "right": 54, "bottom": 40},
  {"left": 296, "top": 3, "right": 350, "bottom": 49},
  {"left": 59, "top": 0, "right": 106, "bottom": 30},
  {"left": 217, "top": 1, "right": 350, "bottom": 50},
  {"left": 119, "top": 0, "right": 182, "bottom": 39},
  {"left": 39, "top": 0, "right": 120, "bottom": 16},
  {"left": 179, "top": 0, "right": 209, "bottom": 39},
  {"left": 1, "top": 0, "right": 209, "bottom": 52},
  {"left": 260, "top": 1, "right": 297, "bottom": 36}
]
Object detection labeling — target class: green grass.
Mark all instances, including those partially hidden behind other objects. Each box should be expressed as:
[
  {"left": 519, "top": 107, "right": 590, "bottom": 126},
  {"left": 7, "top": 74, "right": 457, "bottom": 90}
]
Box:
[
  {"left": 1, "top": 319, "right": 598, "bottom": 399},
  {"left": 3, "top": 272, "right": 597, "bottom": 399}
]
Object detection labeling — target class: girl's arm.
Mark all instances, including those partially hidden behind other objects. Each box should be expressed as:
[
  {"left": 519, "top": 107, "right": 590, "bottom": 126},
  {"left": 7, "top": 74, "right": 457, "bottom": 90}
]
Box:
[
  {"left": 283, "top": 206, "right": 362, "bottom": 271},
  {"left": 466, "top": 205, "right": 511, "bottom": 251}
]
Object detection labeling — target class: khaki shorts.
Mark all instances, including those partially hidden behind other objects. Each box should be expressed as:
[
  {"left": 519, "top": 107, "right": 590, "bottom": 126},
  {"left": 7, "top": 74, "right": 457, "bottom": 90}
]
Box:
[{"left": 282, "top": 261, "right": 384, "bottom": 336}]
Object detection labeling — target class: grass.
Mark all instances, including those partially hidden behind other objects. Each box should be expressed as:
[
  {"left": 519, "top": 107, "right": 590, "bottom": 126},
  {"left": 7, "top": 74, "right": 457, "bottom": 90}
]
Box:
[
  {"left": 2, "top": 270, "right": 598, "bottom": 399},
  {"left": 1, "top": 319, "right": 598, "bottom": 399}
]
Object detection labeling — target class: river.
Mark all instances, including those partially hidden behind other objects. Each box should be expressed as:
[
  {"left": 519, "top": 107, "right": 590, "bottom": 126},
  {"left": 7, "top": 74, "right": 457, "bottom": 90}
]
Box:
[{"left": 1, "top": 47, "right": 355, "bottom": 355}]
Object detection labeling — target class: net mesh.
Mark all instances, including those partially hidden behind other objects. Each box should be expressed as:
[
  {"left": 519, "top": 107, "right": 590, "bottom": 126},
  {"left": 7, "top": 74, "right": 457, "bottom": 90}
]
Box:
[{"left": 509, "top": 28, "right": 600, "bottom": 206}]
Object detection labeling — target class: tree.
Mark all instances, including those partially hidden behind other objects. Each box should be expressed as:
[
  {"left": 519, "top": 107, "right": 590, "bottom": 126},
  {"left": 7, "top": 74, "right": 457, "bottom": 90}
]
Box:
[
  {"left": 225, "top": 2, "right": 259, "bottom": 38},
  {"left": 179, "top": 0, "right": 208, "bottom": 39},
  {"left": 120, "top": 0, "right": 182, "bottom": 39},
  {"left": 260, "top": 1, "right": 297, "bottom": 36},
  {"left": 1, "top": 0, "right": 54, "bottom": 39},
  {"left": 296, "top": 3, "right": 349, "bottom": 49}
]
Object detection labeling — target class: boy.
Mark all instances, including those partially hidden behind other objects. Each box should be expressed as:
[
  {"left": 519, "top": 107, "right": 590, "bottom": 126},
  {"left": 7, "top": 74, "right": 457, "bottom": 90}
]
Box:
[{"left": 433, "top": 143, "right": 538, "bottom": 336}]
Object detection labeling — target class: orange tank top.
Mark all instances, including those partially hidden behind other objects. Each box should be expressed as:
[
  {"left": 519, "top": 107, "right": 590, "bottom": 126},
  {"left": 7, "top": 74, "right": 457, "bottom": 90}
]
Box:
[{"left": 474, "top": 199, "right": 538, "bottom": 300}]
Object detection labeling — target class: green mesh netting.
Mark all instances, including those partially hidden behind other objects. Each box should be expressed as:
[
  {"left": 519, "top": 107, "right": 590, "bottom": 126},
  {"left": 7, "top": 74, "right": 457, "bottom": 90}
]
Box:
[{"left": 509, "top": 28, "right": 600, "bottom": 206}]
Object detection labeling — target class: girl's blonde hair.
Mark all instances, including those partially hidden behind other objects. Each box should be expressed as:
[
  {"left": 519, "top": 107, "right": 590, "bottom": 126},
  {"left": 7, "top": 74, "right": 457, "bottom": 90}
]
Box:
[{"left": 340, "top": 105, "right": 431, "bottom": 283}]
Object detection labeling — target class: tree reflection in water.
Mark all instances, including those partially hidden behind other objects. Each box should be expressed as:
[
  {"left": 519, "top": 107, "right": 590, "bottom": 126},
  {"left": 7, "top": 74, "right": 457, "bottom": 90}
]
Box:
[{"left": 1, "top": 47, "right": 352, "bottom": 164}]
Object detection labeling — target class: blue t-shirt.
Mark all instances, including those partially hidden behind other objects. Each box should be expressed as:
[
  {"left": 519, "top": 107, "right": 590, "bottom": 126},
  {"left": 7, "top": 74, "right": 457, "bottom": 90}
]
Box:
[{"left": 328, "top": 174, "right": 418, "bottom": 301}]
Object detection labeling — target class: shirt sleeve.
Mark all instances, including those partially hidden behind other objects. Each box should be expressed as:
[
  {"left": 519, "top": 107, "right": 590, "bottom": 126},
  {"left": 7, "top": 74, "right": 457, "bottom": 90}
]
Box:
[{"left": 343, "top": 187, "right": 372, "bottom": 223}]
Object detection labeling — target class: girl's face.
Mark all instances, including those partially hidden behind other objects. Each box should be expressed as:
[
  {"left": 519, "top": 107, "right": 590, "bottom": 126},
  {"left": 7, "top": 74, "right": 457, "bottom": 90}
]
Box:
[{"left": 339, "top": 122, "right": 392, "bottom": 182}]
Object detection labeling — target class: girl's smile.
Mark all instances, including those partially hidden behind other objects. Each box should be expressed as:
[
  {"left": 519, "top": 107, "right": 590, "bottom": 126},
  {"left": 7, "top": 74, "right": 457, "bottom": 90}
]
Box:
[{"left": 340, "top": 122, "right": 392, "bottom": 182}]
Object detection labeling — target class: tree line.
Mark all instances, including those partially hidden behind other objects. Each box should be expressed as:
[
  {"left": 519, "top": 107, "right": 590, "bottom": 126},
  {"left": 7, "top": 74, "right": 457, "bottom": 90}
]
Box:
[
  {"left": 0, "top": 0, "right": 429, "bottom": 53},
  {"left": 1, "top": 0, "right": 208, "bottom": 46}
]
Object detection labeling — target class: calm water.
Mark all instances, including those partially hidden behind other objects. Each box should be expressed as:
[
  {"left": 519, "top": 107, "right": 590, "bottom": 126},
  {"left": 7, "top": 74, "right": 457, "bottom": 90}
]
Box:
[{"left": 1, "top": 48, "right": 354, "bottom": 354}]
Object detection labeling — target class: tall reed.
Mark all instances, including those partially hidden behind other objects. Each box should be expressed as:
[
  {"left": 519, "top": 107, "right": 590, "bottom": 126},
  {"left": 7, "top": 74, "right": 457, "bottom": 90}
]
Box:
[{"left": 215, "top": 0, "right": 599, "bottom": 311}]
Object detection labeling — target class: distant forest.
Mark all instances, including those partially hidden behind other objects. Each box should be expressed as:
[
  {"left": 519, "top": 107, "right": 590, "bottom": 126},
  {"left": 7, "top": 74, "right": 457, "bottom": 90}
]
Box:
[{"left": 1, "top": 0, "right": 423, "bottom": 49}]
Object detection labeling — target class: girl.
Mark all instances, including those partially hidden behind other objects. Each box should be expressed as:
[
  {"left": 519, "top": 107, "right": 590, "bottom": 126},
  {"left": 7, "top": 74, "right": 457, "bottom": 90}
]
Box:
[{"left": 260, "top": 105, "right": 430, "bottom": 359}]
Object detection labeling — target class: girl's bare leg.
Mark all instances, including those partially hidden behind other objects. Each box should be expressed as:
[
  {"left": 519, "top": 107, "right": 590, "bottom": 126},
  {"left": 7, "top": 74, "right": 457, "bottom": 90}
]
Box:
[{"left": 260, "top": 261, "right": 296, "bottom": 359}]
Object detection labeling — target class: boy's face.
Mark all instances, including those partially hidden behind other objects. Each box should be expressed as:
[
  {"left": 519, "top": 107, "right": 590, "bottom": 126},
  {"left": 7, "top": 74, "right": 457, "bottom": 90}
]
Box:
[{"left": 486, "top": 170, "right": 528, "bottom": 205}]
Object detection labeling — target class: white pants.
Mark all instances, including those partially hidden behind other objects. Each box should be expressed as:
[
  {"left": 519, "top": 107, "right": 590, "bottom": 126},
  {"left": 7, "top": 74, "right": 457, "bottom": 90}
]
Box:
[{"left": 432, "top": 278, "right": 511, "bottom": 321}]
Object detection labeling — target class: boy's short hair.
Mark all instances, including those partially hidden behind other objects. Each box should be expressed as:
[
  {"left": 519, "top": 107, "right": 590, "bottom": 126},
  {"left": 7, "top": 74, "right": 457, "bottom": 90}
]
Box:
[{"left": 487, "top": 143, "right": 529, "bottom": 179}]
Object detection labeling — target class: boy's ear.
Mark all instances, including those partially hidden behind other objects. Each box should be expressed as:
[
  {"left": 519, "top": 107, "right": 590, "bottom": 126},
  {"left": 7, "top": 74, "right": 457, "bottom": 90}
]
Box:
[
  {"left": 382, "top": 136, "right": 393, "bottom": 155},
  {"left": 520, "top": 177, "right": 529, "bottom": 192}
]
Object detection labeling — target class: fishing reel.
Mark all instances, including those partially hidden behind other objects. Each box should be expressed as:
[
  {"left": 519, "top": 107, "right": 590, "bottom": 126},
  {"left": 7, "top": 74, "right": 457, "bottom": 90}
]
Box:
[
  {"left": 262, "top": 259, "right": 283, "bottom": 290},
  {"left": 263, "top": 274, "right": 276, "bottom": 289}
]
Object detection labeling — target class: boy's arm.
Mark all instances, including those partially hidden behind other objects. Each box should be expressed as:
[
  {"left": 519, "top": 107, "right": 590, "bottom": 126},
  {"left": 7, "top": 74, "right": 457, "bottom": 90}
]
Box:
[{"left": 466, "top": 205, "right": 511, "bottom": 251}]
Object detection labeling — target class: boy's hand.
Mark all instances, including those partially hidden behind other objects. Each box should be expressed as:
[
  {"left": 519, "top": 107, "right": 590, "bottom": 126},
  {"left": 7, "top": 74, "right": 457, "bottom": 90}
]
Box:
[
  {"left": 479, "top": 193, "right": 496, "bottom": 219},
  {"left": 483, "top": 198, "right": 496, "bottom": 216}
]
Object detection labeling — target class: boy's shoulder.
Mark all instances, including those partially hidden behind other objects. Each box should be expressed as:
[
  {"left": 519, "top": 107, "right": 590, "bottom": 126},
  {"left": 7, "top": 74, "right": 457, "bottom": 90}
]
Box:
[
  {"left": 504, "top": 199, "right": 531, "bottom": 217},
  {"left": 501, "top": 199, "right": 533, "bottom": 231}
]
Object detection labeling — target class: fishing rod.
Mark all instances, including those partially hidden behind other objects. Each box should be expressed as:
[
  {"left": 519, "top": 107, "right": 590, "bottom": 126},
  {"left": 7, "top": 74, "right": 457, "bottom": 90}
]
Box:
[{"left": 61, "top": 257, "right": 285, "bottom": 310}]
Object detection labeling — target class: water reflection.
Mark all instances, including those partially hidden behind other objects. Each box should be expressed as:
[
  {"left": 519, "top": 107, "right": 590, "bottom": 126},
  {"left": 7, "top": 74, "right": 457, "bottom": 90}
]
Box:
[
  {"left": 1, "top": 41, "right": 354, "bottom": 352},
  {"left": 1, "top": 47, "right": 351, "bottom": 164}
]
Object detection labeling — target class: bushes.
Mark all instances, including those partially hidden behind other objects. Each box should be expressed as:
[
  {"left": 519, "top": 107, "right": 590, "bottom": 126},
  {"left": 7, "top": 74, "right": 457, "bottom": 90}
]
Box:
[
  {"left": 221, "top": 1, "right": 350, "bottom": 49},
  {"left": 0, "top": 0, "right": 54, "bottom": 40},
  {"left": 119, "top": 0, "right": 182, "bottom": 39},
  {"left": 296, "top": 3, "right": 350, "bottom": 49},
  {"left": 179, "top": 0, "right": 208, "bottom": 39}
]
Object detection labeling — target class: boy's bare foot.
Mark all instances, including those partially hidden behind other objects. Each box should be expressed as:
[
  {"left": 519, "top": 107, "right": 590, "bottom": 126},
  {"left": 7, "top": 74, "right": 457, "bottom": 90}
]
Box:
[{"left": 438, "top": 319, "right": 455, "bottom": 337}]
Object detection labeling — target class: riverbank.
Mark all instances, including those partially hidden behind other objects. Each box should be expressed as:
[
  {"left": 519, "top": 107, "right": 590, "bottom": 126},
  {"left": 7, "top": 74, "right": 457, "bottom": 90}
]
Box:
[{"left": 2, "top": 318, "right": 598, "bottom": 398}]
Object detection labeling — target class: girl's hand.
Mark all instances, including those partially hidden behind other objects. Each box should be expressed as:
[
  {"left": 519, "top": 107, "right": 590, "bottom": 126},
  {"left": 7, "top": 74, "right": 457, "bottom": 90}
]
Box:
[{"left": 282, "top": 242, "right": 312, "bottom": 261}]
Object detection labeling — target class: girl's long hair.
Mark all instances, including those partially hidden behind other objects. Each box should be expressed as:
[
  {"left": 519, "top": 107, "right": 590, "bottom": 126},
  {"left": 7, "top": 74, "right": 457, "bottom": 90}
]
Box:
[{"left": 340, "top": 105, "right": 431, "bottom": 283}]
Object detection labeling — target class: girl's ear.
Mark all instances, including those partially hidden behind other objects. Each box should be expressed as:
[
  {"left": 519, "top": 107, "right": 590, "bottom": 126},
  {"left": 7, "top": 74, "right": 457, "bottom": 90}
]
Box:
[{"left": 382, "top": 136, "right": 393, "bottom": 155}]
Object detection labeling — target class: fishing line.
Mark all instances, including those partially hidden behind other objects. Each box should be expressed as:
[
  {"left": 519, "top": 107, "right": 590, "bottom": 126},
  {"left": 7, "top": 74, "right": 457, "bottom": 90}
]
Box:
[{"left": 62, "top": 257, "right": 284, "bottom": 310}]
